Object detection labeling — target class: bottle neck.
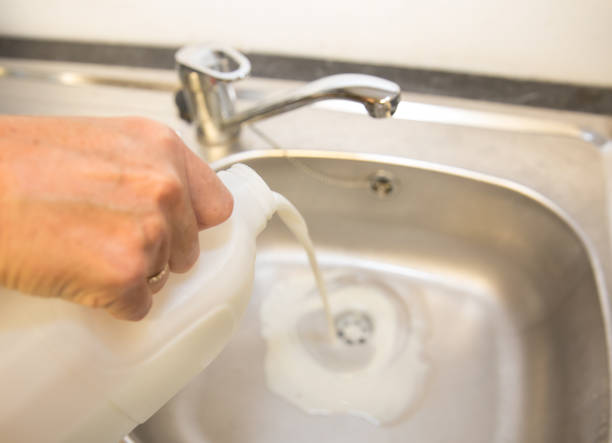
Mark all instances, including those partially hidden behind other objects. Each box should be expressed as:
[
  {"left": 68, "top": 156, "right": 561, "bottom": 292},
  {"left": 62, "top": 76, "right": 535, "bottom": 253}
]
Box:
[{"left": 217, "top": 164, "right": 278, "bottom": 236}]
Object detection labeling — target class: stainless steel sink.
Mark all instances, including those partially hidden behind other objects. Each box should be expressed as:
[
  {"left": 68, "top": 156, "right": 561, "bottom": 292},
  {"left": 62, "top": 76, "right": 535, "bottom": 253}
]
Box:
[
  {"left": 1, "top": 57, "right": 610, "bottom": 443},
  {"left": 131, "top": 150, "right": 610, "bottom": 443}
]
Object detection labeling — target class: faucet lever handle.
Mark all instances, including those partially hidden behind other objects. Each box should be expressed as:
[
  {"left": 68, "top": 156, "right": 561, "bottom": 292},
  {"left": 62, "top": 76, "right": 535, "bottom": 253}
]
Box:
[{"left": 175, "top": 45, "right": 251, "bottom": 82}]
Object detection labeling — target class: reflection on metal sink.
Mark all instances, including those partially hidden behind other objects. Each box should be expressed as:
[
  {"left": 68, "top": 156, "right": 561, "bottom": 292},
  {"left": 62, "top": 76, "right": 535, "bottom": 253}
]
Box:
[{"left": 132, "top": 150, "right": 609, "bottom": 443}]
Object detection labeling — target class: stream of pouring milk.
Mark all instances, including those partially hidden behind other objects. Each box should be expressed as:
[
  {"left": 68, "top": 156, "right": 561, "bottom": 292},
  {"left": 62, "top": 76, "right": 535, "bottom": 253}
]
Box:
[
  {"left": 262, "top": 193, "right": 429, "bottom": 425},
  {"left": 273, "top": 194, "right": 335, "bottom": 338}
]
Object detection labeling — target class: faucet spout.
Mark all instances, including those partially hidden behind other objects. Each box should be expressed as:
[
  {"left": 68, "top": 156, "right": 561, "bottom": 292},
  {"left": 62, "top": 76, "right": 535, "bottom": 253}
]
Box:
[
  {"left": 223, "top": 74, "right": 400, "bottom": 128},
  {"left": 175, "top": 45, "right": 401, "bottom": 148}
]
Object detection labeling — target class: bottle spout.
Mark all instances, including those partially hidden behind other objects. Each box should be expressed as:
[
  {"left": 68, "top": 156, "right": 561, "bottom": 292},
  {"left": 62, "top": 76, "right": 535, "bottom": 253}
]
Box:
[{"left": 217, "top": 164, "right": 278, "bottom": 235}]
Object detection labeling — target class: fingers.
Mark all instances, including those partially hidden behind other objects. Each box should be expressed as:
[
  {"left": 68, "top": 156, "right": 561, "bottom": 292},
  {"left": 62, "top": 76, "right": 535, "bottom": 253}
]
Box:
[
  {"left": 140, "top": 213, "right": 172, "bottom": 290},
  {"left": 166, "top": 198, "right": 200, "bottom": 273},
  {"left": 150, "top": 131, "right": 228, "bottom": 272},
  {"left": 182, "top": 146, "right": 234, "bottom": 229},
  {"left": 147, "top": 263, "right": 170, "bottom": 293},
  {"left": 1, "top": 116, "right": 232, "bottom": 322},
  {"left": 106, "top": 282, "right": 153, "bottom": 321},
  {"left": 104, "top": 214, "right": 171, "bottom": 320},
  {"left": 105, "top": 255, "right": 169, "bottom": 322},
  {"left": 105, "top": 121, "right": 234, "bottom": 319},
  {"left": 162, "top": 140, "right": 231, "bottom": 272}
]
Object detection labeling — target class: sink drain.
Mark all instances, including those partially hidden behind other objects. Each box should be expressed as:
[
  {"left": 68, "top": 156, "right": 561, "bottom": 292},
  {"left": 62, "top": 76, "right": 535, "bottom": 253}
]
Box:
[{"left": 335, "top": 310, "right": 374, "bottom": 345}]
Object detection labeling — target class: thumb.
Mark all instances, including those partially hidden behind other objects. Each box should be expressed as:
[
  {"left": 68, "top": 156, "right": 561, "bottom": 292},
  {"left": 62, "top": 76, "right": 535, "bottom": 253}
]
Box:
[{"left": 182, "top": 147, "right": 234, "bottom": 230}]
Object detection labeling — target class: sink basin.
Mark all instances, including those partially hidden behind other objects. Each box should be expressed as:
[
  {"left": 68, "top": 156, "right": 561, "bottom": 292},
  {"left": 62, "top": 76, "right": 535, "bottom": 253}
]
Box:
[{"left": 132, "top": 150, "right": 610, "bottom": 443}]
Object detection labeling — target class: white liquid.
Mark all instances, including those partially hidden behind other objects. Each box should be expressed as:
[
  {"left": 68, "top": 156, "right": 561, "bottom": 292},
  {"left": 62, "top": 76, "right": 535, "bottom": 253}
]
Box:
[
  {"left": 273, "top": 193, "right": 335, "bottom": 338},
  {"left": 263, "top": 195, "right": 430, "bottom": 425}
]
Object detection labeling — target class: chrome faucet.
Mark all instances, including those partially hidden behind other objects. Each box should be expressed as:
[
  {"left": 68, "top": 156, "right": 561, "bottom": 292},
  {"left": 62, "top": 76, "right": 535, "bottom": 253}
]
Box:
[{"left": 175, "top": 45, "right": 401, "bottom": 147}]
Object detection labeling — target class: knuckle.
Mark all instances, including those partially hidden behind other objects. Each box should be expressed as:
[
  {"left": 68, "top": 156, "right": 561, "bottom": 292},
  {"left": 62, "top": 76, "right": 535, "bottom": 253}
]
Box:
[
  {"left": 156, "top": 125, "right": 182, "bottom": 154},
  {"left": 110, "top": 256, "right": 148, "bottom": 289},
  {"left": 150, "top": 172, "right": 184, "bottom": 207},
  {"left": 122, "top": 116, "right": 160, "bottom": 134},
  {"left": 141, "top": 213, "right": 169, "bottom": 247},
  {"left": 127, "top": 117, "right": 181, "bottom": 154},
  {"left": 122, "top": 118, "right": 182, "bottom": 154},
  {"left": 104, "top": 229, "right": 151, "bottom": 289}
]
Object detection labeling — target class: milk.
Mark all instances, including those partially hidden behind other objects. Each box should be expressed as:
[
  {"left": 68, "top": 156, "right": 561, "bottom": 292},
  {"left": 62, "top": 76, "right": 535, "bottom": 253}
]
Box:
[
  {"left": 273, "top": 193, "right": 335, "bottom": 338},
  {"left": 264, "top": 205, "right": 430, "bottom": 424}
]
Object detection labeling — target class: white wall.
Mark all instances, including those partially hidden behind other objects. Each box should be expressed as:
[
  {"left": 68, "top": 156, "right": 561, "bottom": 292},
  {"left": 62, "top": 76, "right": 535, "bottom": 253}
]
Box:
[{"left": 1, "top": 0, "right": 611, "bottom": 87}]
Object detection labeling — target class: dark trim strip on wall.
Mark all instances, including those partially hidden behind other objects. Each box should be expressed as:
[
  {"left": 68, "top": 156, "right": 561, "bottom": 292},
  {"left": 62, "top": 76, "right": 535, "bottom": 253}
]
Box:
[{"left": 1, "top": 36, "right": 611, "bottom": 116}]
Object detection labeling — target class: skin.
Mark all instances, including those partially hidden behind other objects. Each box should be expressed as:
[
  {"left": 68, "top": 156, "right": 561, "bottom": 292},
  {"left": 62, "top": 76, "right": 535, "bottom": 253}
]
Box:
[{"left": 0, "top": 116, "right": 233, "bottom": 321}]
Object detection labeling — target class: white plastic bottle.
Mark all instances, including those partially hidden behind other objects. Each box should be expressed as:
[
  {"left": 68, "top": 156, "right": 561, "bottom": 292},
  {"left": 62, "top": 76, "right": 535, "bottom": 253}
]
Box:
[{"left": 0, "top": 164, "right": 278, "bottom": 443}]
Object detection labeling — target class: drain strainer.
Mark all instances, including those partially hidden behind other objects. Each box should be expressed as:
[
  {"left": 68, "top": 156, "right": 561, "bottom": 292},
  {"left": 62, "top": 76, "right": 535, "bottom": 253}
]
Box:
[{"left": 335, "top": 310, "right": 374, "bottom": 345}]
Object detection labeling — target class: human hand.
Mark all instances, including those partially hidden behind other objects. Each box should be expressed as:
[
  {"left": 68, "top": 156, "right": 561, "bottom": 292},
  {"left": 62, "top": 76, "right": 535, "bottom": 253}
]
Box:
[{"left": 0, "top": 116, "right": 233, "bottom": 320}]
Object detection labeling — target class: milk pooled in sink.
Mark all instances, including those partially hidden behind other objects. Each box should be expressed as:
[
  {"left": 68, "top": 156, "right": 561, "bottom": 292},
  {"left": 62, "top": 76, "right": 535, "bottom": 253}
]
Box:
[{"left": 261, "top": 267, "right": 430, "bottom": 425}]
